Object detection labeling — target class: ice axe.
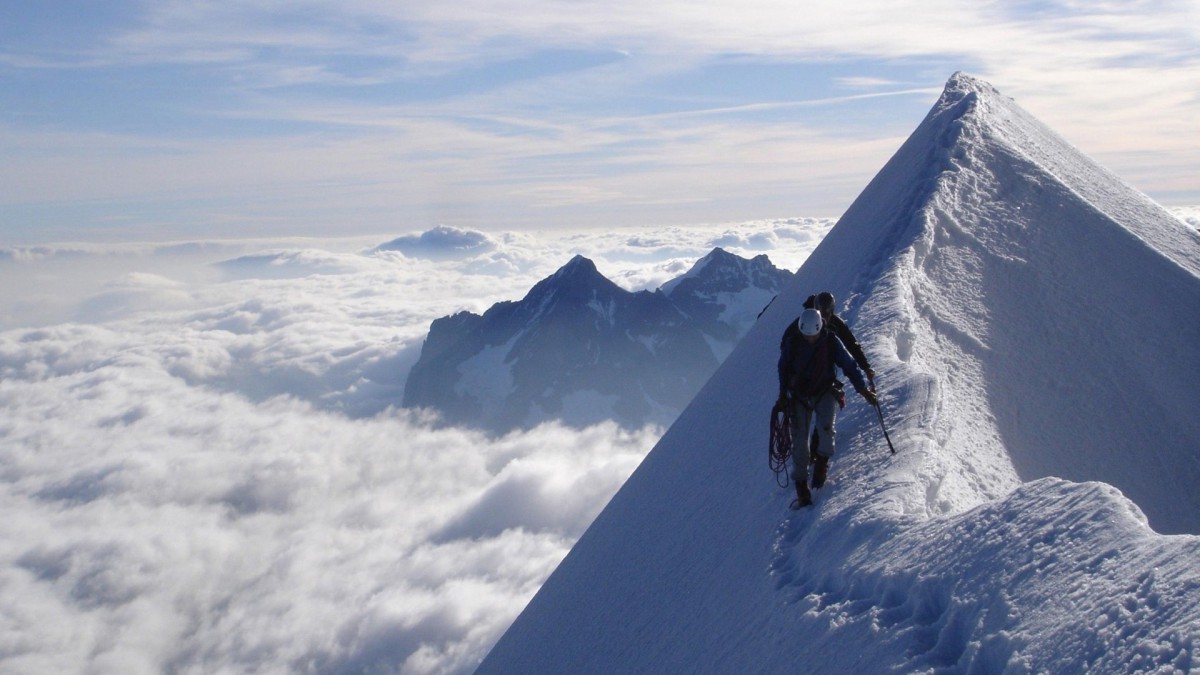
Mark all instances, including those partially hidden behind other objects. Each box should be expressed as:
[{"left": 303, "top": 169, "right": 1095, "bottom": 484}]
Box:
[{"left": 873, "top": 399, "right": 896, "bottom": 455}]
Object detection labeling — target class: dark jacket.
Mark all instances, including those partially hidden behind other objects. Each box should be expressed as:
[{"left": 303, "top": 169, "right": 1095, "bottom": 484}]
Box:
[
  {"left": 778, "top": 319, "right": 868, "bottom": 399},
  {"left": 803, "top": 294, "right": 872, "bottom": 375}
]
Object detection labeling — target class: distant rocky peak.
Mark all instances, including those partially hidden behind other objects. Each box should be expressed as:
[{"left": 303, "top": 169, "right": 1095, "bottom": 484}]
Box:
[
  {"left": 693, "top": 247, "right": 745, "bottom": 276},
  {"left": 518, "top": 255, "right": 624, "bottom": 313},
  {"left": 697, "top": 246, "right": 737, "bottom": 265},
  {"left": 554, "top": 254, "right": 602, "bottom": 280},
  {"left": 661, "top": 247, "right": 789, "bottom": 297}
]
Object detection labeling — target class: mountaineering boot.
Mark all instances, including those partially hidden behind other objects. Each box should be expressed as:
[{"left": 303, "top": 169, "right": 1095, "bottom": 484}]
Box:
[
  {"left": 790, "top": 479, "right": 813, "bottom": 509},
  {"left": 812, "top": 454, "right": 830, "bottom": 489}
]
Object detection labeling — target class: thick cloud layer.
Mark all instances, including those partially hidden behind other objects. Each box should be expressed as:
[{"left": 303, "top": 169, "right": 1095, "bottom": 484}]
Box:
[
  {"left": 0, "top": 219, "right": 831, "bottom": 673},
  {"left": 0, "top": 362, "right": 654, "bottom": 673}
]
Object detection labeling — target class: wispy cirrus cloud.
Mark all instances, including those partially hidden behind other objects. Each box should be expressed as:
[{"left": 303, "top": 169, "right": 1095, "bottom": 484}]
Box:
[{"left": 1, "top": 1, "right": 1195, "bottom": 242}]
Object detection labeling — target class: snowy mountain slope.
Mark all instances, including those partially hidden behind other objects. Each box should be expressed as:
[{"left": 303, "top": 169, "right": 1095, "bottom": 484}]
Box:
[{"left": 477, "top": 73, "right": 1200, "bottom": 672}]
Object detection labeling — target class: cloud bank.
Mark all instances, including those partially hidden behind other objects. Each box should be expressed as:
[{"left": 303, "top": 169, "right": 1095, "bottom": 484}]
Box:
[
  {"left": 0, "top": 352, "right": 655, "bottom": 672},
  {"left": 0, "top": 219, "right": 831, "bottom": 673}
]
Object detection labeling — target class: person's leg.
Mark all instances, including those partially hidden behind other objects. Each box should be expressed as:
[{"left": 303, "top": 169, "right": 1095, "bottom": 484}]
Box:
[
  {"left": 811, "top": 392, "right": 839, "bottom": 488},
  {"left": 788, "top": 398, "right": 814, "bottom": 505},
  {"left": 788, "top": 399, "right": 814, "bottom": 482},
  {"left": 814, "top": 392, "right": 839, "bottom": 457}
]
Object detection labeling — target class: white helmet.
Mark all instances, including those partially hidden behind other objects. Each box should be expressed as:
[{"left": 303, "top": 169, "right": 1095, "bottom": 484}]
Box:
[{"left": 798, "top": 308, "right": 823, "bottom": 336}]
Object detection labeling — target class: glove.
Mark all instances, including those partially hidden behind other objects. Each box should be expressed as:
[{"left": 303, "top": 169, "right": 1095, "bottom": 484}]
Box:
[{"left": 860, "top": 388, "right": 878, "bottom": 406}]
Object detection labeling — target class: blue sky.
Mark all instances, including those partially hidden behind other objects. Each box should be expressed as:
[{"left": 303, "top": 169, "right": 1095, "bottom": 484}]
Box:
[{"left": 2, "top": 1, "right": 1197, "bottom": 243}]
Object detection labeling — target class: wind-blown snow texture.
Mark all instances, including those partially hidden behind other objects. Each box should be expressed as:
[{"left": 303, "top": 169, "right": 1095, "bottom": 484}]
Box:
[{"left": 478, "top": 73, "right": 1200, "bottom": 673}]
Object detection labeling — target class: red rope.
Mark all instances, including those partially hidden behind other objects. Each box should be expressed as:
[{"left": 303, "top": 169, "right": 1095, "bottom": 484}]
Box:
[{"left": 769, "top": 399, "right": 792, "bottom": 487}]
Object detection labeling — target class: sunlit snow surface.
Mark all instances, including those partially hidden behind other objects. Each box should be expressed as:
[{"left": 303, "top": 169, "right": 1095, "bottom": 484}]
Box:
[{"left": 479, "top": 74, "right": 1200, "bottom": 674}]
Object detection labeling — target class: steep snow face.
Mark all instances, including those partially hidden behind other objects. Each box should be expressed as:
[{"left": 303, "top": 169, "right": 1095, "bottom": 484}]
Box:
[
  {"left": 873, "top": 74, "right": 1200, "bottom": 532},
  {"left": 478, "top": 73, "right": 1200, "bottom": 673}
]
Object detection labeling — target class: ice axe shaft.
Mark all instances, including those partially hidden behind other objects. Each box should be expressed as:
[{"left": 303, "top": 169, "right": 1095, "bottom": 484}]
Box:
[{"left": 874, "top": 400, "right": 896, "bottom": 455}]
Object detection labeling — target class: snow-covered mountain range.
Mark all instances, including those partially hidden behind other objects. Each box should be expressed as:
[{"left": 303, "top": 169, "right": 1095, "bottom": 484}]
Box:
[
  {"left": 477, "top": 73, "right": 1200, "bottom": 672},
  {"left": 404, "top": 248, "right": 792, "bottom": 432}
]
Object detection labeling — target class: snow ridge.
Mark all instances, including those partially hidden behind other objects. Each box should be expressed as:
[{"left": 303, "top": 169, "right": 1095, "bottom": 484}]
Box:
[{"left": 477, "top": 73, "right": 1200, "bottom": 673}]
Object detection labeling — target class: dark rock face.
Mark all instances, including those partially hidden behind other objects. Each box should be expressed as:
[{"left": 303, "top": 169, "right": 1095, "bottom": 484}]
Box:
[{"left": 404, "top": 250, "right": 793, "bottom": 432}]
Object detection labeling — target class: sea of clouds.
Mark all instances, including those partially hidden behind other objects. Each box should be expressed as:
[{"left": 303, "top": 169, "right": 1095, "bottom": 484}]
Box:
[{"left": 0, "top": 218, "right": 833, "bottom": 674}]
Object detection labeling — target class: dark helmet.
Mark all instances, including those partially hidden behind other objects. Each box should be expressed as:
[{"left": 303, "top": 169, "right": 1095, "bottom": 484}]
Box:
[{"left": 815, "top": 291, "right": 835, "bottom": 316}]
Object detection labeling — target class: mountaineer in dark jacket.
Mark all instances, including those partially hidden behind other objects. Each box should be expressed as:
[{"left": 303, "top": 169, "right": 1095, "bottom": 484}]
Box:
[
  {"left": 804, "top": 291, "right": 874, "bottom": 386},
  {"left": 803, "top": 291, "right": 875, "bottom": 462},
  {"left": 778, "top": 307, "right": 877, "bottom": 508}
]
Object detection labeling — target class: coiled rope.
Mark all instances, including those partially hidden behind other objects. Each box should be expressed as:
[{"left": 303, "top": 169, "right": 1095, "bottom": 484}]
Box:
[{"left": 769, "top": 399, "right": 792, "bottom": 488}]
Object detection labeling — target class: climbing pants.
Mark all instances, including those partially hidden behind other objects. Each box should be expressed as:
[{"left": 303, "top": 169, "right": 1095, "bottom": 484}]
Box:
[{"left": 787, "top": 390, "right": 839, "bottom": 482}]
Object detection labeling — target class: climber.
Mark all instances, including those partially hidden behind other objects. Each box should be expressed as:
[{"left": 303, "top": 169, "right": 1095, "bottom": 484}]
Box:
[
  {"left": 803, "top": 291, "right": 874, "bottom": 462},
  {"left": 804, "top": 291, "right": 874, "bottom": 387},
  {"left": 777, "top": 307, "right": 876, "bottom": 508}
]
